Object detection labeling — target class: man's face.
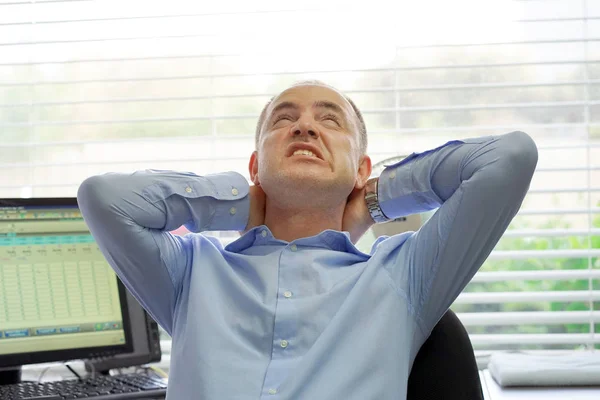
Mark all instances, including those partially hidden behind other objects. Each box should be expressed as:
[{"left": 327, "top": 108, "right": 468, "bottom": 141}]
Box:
[{"left": 250, "top": 84, "right": 369, "bottom": 206}]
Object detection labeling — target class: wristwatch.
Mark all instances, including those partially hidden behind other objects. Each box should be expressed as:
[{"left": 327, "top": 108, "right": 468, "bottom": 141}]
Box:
[{"left": 364, "top": 177, "right": 390, "bottom": 223}]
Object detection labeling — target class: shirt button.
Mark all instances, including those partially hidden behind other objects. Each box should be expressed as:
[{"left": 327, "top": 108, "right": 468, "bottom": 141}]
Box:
[
  {"left": 389, "top": 171, "right": 396, "bottom": 179},
  {"left": 185, "top": 186, "right": 192, "bottom": 193},
  {"left": 232, "top": 188, "right": 239, "bottom": 196},
  {"left": 283, "top": 291, "right": 292, "bottom": 298},
  {"left": 280, "top": 340, "right": 288, "bottom": 348},
  {"left": 261, "top": 230, "right": 267, "bottom": 237},
  {"left": 290, "top": 244, "right": 297, "bottom": 251},
  {"left": 229, "top": 207, "right": 236, "bottom": 215},
  {"left": 268, "top": 388, "right": 277, "bottom": 395}
]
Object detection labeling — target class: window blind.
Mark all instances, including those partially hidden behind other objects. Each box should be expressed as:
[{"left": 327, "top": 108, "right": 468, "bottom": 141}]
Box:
[{"left": 1, "top": 0, "right": 599, "bottom": 371}]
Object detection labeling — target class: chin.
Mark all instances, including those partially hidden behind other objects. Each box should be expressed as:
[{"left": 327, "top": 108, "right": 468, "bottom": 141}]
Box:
[
  {"left": 283, "top": 168, "right": 332, "bottom": 184},
  {"left": 266, "top": 169, "right": 350, "bottom": 202}
]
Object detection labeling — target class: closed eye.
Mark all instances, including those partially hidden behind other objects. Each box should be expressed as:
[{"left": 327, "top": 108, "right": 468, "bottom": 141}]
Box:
[
  {"left": 322, "top": 113, "right": 341, "bottom": 126},
  {"left": 273, "top": 114, "right": 294, "bottom": 124}
]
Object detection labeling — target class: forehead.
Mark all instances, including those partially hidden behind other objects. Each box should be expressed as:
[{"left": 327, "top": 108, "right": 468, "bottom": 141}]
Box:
[{"left": 269, "top": 84, "right": 353, "bottom": 115}]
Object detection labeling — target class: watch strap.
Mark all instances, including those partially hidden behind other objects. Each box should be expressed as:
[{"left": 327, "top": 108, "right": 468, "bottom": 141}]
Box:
[{"left": 364, "top": 178, "right": 390, "bottom": 223}]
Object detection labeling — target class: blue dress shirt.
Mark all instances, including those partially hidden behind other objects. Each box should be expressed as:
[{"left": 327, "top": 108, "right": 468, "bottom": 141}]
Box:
[{"left": 77, "top": 131, "right": 537, "bottom": 399}]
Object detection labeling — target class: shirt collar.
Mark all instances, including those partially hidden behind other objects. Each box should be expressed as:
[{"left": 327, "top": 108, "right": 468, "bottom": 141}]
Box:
[{"left": 224, "top": 225, "right": 370, "bottom": 258}]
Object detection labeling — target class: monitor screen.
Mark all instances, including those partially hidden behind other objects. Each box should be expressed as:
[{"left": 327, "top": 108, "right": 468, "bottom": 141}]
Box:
[{"left": 0, "top": 198, "right": 133, "bottom": 368}]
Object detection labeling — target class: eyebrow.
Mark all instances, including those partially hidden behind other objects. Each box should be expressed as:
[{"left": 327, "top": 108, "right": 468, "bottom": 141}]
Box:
[
  {"left": 270, "top": 101, "right": 299, "bottom": 116},
  {"left": 312, "top": 100, "right": 345, "bottom": 116}
]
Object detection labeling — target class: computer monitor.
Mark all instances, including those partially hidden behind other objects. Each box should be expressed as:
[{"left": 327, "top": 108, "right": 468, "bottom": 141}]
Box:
[
  {"left": 85, "top": 290, "right": 162, "bottom": 375},
  {"left": 0, "top": 198, "right": 134, "bottom": 383}
]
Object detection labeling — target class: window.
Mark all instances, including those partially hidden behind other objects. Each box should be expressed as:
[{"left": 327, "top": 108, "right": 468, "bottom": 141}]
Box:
[{"left": 1, "top": 0, "right": 598, "bottom": 370}]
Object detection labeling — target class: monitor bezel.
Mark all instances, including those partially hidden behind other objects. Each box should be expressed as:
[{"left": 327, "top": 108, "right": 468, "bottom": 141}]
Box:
[{"left": 0, "top": 197, "right": 134, "bottom": 368}]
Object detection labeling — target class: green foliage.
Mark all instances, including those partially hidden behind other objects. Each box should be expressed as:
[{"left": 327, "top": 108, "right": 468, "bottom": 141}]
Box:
[{"left": 453, "top": 211, "right": 600, "bottom": 349}]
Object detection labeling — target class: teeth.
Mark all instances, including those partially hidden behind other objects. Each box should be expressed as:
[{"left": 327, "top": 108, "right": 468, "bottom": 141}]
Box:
[{"left": 293, "top": 149, "right": 316, "bottom": 157}]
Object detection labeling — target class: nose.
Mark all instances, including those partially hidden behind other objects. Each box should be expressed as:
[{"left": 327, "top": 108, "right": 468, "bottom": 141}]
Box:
[{"left": 291, "top": 118, "right": 319, "bottom": 139}]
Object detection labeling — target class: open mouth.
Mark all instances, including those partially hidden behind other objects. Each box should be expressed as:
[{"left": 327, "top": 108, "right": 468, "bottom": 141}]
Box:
[
  {"left": 287, "top": 144, "right": 325, "bottom": 161},
  {"left": 292, "top": 149, "right": 318, "bottom": 158}
]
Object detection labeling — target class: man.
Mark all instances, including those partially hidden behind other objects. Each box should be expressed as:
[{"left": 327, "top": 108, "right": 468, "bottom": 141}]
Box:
[{"left": 77, "top": 81, "right": 538, "bottom": 399}]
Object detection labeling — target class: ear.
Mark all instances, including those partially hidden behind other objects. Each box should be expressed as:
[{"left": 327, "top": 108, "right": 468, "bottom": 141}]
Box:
[
  {"left": 249, "top": 151, "right": 260, "bottom": 185},
  {"left": 354, "top": 154, "right": 372, "bottom": 190}
]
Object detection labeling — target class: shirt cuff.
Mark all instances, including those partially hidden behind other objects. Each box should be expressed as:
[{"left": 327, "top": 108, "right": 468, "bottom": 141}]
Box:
[
  {"left": 377, "top": 140, "right": 463, "bottom": 218},
  {"left": 139, "top": 170, "right": 250, "bottom": 232},
  {"left": 204, "top": 172, "right": 250, "bottom": 232}
]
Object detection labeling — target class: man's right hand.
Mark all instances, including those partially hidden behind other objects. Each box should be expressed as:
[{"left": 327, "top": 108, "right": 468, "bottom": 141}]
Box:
[{"left": 243, "top": 184, "right": 266, "bottom": 233}]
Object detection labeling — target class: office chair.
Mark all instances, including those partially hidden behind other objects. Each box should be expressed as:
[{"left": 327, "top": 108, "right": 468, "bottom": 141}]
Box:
[{"left": 407, "top": 309, "right": 484, "bottom": 400}]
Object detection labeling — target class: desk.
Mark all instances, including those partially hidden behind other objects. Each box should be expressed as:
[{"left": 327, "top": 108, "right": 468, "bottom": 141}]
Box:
[{"left": 480, "top": 370, "right": 600, "bottom": 400}]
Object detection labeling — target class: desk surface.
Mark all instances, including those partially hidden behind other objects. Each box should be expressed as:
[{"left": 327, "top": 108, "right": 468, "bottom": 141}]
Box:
[{"left": 480, "top": 370, "right": 600, "bottom": 400}]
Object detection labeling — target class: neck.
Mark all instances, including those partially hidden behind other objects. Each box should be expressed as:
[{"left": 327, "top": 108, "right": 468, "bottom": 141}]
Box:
[{"left": 264, "top": 199, "right": 346, "bottom": 242}]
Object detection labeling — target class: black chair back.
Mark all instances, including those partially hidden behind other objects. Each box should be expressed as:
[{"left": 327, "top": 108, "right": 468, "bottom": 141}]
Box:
[{"left": 407, "top": 309, "right": 484, "bottom": 400}]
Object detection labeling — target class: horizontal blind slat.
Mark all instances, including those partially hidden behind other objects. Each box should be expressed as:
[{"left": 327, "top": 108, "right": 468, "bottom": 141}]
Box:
[
  {"left": 455, "top": 290, "right": 600, "bottom": 304},
  {"left": 0, "top": 8, "right": 321, "bottom": 27},
  {"left": 472, "top": 269, "right": 600, "bottom": 282},
  {"left": 488, "top": 249, "right": 600, "bottom": 258},
  {"left": 3, "top": 6, "right": 595, "bottom": 26},
  {"left": 4, "top": 35, "right": 600, "bottom": 49},
  {"left": 456, "top": 311, "right": 600, "bottom": 325},
  {"left": 1, "top": 81, "right": 598, "bottom": 107},
  {"left": 1, "top": 57, "right": 598, "bottom": 70},
  {"left": 470, "top": 333, "right": 600, "bottom": 346}
]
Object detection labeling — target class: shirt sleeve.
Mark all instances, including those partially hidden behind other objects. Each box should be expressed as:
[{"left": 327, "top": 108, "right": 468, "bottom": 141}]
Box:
[
  {"left": 77, "top": 169, "right": 250, "bottom": 334},
  {"left": 377, "top": 131, "right": 538, "bottom": 335}
]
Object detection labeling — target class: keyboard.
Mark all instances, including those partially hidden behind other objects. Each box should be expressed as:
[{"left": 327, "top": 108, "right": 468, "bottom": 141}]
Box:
[{"left": 0, "top": 373, "right": 167, "bottom": 400}]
